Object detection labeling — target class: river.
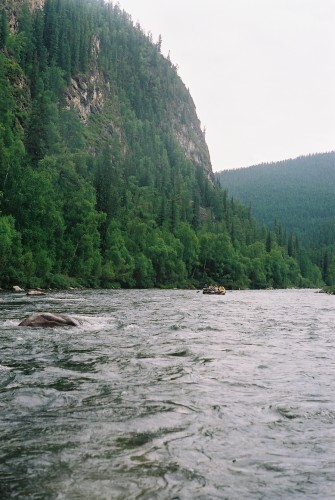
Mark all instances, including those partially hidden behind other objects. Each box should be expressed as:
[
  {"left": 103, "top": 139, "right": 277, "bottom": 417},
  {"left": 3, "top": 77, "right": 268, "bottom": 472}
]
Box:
[{"left": 1, "top": 288, "right": 335, "bottom": 499}]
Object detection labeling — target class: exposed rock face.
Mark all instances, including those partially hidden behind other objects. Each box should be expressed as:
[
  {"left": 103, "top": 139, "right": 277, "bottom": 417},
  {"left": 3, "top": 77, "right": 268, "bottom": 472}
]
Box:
[
  {"left": 169, "top": 92, "right": 214, "bottom": 181},
  {"left": 65, "top": 35, "right": 108, "bottom": 124},
  {"left": 65, "top": 74, "right": 105, "bottom": 123},
  {"left": 4, "top": 0, "right": 44, "bottom": 33},
  {"left": 28, "top": 0, "right": 44, "bottom": 10},
  {"left": 173, "top": 120, "right": 213, "bottom": 181},
  {"left": 19, "top": 313, "right": 82, "bottom": 327}
]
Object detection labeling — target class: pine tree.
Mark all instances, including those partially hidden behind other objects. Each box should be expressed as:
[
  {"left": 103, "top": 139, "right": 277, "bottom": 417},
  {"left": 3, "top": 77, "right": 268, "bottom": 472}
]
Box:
[
  {"left": 25, "top": 88, "right": 60, "bottom": 163},
  {"left": 323, "top": 249, "right": 329, "bottom": 283},
  {"left": 266, "top": 232, "right": 272, "bottom": 253},
  {"left": 0, "top": 9, "right": 9, "bottom": 49}
]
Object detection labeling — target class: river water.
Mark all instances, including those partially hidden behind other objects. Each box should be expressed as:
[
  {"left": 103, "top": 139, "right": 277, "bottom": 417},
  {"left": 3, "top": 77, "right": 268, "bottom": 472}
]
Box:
[{"left": 1, "top": 288, "right": 335, "bottom": 499}]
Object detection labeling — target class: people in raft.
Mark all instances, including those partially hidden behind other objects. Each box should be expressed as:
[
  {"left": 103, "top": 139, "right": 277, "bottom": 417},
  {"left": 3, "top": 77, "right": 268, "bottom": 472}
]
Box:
[{"left": 204, "top": 284, "right": 226, "bottom": 292}]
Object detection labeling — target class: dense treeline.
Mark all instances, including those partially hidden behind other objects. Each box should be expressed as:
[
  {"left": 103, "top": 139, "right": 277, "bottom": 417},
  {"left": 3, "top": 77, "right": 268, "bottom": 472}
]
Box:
[
  {"left": 217, "top": 153, "right": 335, "bottom": 286},
  {"left": 0, "top": 0, "right": 323, "bottom": 290}
]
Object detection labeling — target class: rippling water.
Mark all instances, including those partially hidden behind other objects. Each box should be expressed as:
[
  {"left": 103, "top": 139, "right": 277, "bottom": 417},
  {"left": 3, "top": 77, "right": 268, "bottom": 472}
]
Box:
[{"left": 1, "top": 288, "right": 335, "bottom": 499}]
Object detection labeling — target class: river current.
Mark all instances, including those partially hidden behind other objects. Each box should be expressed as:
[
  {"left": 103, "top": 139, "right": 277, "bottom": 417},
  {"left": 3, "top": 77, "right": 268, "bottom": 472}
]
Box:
[{"left": 1, "top": 288, "right": 335, "bottom": 499}]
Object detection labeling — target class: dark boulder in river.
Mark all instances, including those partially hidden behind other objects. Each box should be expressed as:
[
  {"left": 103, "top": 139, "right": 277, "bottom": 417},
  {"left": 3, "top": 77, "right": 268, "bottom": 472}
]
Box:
[{"left": 19, "top": 313, "right": 81, "bottom": 327}]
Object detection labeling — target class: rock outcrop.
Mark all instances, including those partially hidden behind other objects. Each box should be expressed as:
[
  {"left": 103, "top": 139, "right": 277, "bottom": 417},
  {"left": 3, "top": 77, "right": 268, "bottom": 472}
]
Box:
[
  {"left": 172, "top": 119, "right": 213, "bottom": 181},
  {"left": 65, "top": 73, "right": 105, "bottom": 123},
  {"left": 19, "top": 313, "right": 81, "bottom": 327}
]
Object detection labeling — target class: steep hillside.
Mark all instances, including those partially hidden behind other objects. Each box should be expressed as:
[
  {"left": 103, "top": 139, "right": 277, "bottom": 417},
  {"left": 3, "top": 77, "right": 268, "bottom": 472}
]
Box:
[
  {"left": 217, "top": 153, "right": 335, "bottom": 244},
  {"left": 217, "top": 153, "right": 335, "bottom": 285},
  {"left": 0, "top": 0, "right": 323, "bottom": 289}
]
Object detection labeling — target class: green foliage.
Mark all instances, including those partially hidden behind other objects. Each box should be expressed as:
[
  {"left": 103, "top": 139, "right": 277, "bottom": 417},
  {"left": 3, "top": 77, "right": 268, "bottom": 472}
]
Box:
[
  {"left": 25, "top": 88, "right": 61, "bottom": 163},
  {"left": 102, "top": 221, "right": 135, "bottom": 288},
  {"left": 0, "top": 8, "right": 9, "bottom": 49},
  {"left": 0, "top": 0, "right": 322, "bottom": 290},
  {"left": 0, "top": 215, "right": 23, "bottom": 287},
  {"left": 217, "top": 153, "right": 335, "bottom": 244},
  {"left": 217, "top": 153, "right": 335, "bottom": 286}
]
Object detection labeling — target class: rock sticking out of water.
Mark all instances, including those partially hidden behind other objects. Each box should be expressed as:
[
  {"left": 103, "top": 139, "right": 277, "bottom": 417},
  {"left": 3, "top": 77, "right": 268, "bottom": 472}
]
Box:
[{"left": 18, "top": 312, "right": 81, "bottom": 327}]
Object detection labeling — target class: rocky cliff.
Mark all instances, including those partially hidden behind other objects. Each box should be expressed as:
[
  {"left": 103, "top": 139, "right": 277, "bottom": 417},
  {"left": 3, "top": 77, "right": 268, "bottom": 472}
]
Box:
[
  {"left": 170, "top": 101, "right": 213, "bottom": 180},
  {"left": 18, "top": 0, "right": 209, "bottom": 177},
  {"left": 3, "top": 0, "right": 213, "bottom": 182}
]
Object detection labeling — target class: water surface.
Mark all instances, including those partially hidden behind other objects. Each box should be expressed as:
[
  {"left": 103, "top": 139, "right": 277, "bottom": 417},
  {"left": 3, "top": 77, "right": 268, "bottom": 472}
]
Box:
[{"left": 1, "top": 289, "right": 335, "bottom": 499}]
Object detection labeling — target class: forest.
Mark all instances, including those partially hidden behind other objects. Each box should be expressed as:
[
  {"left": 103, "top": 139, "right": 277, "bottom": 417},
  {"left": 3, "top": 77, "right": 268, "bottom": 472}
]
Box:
[
  {"left": 0, "top": 0, "right": 325, "bottom": 290},
  {"left": 217, "top": 153, "right": 335, "bottom": 287}
]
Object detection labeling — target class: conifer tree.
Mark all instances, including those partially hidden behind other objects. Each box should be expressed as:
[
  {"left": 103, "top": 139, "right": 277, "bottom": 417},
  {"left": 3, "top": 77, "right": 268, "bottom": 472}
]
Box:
[{"left": 0, "top": 9, "right": 9, "bottom": 49}]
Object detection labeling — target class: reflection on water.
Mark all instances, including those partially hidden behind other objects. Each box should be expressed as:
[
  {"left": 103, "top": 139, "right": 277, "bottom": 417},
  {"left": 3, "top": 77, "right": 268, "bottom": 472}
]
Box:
[{"left": 1, "top": 289, "right": 335, "bottom": 498}]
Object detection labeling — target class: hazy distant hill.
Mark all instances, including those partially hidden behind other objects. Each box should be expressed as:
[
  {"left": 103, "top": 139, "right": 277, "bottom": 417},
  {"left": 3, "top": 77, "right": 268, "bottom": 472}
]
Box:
[{"left": 217, "top": 152, "right": 335, "bottom": 245}]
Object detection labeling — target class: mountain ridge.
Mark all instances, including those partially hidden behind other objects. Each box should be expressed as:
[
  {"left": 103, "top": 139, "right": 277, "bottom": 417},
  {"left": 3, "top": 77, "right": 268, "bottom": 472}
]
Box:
[
  {"left": 217, "top": 151, "right": 335, "bottom": 239},
  {"left": 217, "top": 152, "right": 335, "bottom": 285}
]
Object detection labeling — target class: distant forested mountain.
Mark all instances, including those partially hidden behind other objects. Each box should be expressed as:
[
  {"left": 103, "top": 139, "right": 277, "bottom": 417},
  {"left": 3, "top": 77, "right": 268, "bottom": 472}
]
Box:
[
  {"left": 217, "top": 153, "right": 335, "bottom": 285},
  {"left": 0, "top": 0, "right": 325, "bottom": 289}
]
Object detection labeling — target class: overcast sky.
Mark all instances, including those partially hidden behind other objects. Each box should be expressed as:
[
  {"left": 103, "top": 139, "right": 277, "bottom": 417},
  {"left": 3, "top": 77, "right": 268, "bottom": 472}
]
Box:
[{"left": 118, "top": 0, "right": 335, "bottom": 171}]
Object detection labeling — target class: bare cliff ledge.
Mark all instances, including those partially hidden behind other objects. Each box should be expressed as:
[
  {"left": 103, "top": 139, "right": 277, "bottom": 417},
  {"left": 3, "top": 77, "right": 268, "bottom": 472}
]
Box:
[
  {"left": 170, "top": 97, "right": 213, "bottom": 180},
  {"left": 64, "top": 35, "right": 106, "bottom": 124}
]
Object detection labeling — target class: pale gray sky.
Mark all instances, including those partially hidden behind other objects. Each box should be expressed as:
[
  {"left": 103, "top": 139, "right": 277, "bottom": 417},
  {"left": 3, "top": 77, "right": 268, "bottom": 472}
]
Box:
[{"left": 118, "top": 0, "right": 335, "bottom": 171}]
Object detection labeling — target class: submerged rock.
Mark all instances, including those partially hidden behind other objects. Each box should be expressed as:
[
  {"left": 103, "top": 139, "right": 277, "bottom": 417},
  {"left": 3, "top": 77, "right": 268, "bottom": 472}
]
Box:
[{"left": 19, "top": 313, "right": 81, "bottom": 327}]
